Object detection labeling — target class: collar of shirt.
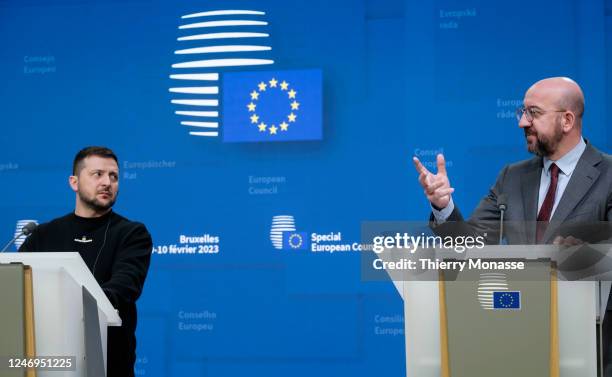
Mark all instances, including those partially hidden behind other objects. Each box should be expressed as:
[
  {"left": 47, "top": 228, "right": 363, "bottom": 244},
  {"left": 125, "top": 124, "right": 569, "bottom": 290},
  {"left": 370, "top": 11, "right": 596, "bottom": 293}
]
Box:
[{"left": 542, "top": 137, "right": 586, "bottom": 178}]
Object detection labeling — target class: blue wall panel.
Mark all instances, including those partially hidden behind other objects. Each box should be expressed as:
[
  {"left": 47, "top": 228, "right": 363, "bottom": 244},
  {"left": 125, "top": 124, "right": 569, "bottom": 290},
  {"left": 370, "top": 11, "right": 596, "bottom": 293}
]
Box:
[{"left": 0, "top": 0, "right": 609, "bottom": 375}]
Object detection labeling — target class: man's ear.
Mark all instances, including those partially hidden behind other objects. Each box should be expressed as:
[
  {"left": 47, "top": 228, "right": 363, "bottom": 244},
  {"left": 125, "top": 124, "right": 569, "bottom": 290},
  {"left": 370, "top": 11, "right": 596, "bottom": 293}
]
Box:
[
  {"left": 69, "top": 175, "right": 78, "bottom": 193},
  {"left": 563, "top": 111, "right": 576, "bottom": 132}
]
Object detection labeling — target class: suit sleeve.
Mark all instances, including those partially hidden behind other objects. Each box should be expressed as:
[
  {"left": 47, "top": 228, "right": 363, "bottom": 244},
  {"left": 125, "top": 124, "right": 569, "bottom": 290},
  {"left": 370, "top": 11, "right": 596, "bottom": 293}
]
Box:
[
  {"left": 101, "top": 223, "right": 153, "bottom": 307},
  {"left": 607, "top": 190, "right": 612, "bottom": 221},
  {"left": 430, "top": 165, "right": 510, "bottom": 244}
]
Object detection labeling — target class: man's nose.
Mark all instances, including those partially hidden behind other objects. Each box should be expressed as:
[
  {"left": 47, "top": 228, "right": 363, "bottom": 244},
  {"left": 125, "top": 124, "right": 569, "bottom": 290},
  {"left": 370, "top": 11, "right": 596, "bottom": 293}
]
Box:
[
  {"left": 100, "top": 174, "right": 111, "bottom": 186},
  {"left": 518, "top": 114, "right": 531, "bottom": 129}
]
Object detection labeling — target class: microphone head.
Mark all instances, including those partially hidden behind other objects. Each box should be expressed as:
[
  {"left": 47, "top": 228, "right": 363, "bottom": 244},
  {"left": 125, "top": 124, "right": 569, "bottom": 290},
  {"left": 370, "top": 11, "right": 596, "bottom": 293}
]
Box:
[
  {"left": 22, "top": 222, "right": 38, "bottom": 236},
  {"left": 497, "top": 194, "right": 508, "bottom": 211}
]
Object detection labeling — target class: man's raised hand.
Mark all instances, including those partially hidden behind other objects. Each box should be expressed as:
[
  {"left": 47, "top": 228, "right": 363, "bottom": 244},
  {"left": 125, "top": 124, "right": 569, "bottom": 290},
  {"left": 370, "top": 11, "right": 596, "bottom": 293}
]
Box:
[{"left": 412, "top": 154, "right": 454, "bottom": 210}]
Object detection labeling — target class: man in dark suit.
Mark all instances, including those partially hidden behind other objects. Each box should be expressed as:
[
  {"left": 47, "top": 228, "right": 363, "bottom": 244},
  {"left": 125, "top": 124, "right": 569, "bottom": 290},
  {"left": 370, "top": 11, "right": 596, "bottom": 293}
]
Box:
[
  {"left": 412, "top": 77, "right": 612, "bottom": 374},
  {"left": 413, "top": 77, "right": 612, "bottom": 243}
]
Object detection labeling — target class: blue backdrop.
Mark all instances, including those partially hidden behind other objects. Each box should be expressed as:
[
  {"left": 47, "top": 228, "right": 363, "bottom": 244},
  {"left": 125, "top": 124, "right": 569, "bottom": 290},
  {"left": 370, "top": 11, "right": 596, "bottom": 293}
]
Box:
[{"left": 1, "top": 0, "right": 611, "bottom": 375}]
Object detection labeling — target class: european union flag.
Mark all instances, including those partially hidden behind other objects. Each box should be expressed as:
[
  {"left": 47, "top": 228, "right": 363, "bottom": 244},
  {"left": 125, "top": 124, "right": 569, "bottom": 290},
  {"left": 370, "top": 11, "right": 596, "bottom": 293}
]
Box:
[
  {"left": 222, "top": 69, "right": 322, "bottom": 142},
  {"left": 493, "top": 291, "right": 521, "bottom": 310},
  {"left": 282, "top": 232, "right": 308, "bottom": 250}
]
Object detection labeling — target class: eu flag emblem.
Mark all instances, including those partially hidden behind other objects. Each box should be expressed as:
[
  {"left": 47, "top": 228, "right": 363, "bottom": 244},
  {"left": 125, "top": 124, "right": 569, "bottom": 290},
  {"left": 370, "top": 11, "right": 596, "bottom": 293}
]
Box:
[
  {"left": 222, "top": 69, "right": 322, "bottom": 142},
  {"left": 282, "top": 232, "right": 308, "bottom": 250},
  {"left": 493, "top": 291, "right": 521, "bottom": 310}
]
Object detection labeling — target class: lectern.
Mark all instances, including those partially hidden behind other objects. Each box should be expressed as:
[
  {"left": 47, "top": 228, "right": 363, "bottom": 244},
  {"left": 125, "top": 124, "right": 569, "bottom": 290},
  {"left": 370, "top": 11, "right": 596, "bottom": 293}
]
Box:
[
  {"left": 386, "top": 245, "right": 611, "bottom": 377},
  {"left": 0, "top": 252, "right": 121, "bottom": 377}
]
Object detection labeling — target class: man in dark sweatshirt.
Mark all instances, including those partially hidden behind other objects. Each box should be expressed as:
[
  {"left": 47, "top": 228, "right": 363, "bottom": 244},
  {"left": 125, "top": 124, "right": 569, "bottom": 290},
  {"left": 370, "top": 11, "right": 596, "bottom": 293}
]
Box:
[{"left": 19, "top": 146, "right": 153, "bottom": 377}]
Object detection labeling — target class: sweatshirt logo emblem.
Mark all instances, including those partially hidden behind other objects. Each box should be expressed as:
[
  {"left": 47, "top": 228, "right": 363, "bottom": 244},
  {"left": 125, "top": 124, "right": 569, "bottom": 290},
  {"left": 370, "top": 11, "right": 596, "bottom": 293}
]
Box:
[{"left": 74, "top": 236, "right": 93, "bottom": 243}]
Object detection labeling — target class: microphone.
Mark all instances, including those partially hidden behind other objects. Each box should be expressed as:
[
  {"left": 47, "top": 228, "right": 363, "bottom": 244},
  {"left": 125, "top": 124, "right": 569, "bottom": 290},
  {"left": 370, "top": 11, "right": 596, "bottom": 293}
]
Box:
[
  {"left": 1, "top": 222, "right": 38, "bottom": 253},
  {"left": 497, "top": 194, "right": 508, "bottom": 245}
]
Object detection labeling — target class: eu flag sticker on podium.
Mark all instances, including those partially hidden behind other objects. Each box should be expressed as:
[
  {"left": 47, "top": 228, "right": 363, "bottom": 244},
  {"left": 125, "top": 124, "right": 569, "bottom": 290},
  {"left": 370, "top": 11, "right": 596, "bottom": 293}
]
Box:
[
  {"left": 493, "top": 291, "right": 521, "bottom": 310},
  {"left": 222, "top": 69, "right": 322, "bottom": 142}
]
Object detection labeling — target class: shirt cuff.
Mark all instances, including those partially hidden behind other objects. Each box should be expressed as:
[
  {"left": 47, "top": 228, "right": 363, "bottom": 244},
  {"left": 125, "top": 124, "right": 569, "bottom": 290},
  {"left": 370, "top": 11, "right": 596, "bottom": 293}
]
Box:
[{"left": 431, "top": 198, "right": 454, "bottom": 223}]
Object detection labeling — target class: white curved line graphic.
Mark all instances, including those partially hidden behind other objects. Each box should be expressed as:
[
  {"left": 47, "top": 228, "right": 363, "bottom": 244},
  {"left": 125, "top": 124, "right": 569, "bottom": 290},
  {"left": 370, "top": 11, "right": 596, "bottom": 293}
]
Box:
[
  {"left": 175, "top": 45, "right": 271, "bottom": 54},
  {"left": 181, "top": 121, "right": 219, "bottom": 128},
  {"left": 169, "top": 86, "right": 219, "bottom": 94},
  {"left": 172, "top": 58, "right": 274, "bottom": 69},
  {"left": 182, "top": 10, "right": 265, "bottom": 18},
  {"left": 189, "top": 131, "right": 219, "bottom": 137},
  {"left": 170, "top": 73, "right": 219, "bottom": 81},
  {"left": 179, "top": 20, "right": 267, "bottom": 29},
  {"left": 178, "top": 32, "right": 269, "bottom": 41},
  {"left": 171, "top": 99, "right": 219, "bottom": 106},
  {"left": 175, "top": 111, "right": 218, "bottom": 117}
]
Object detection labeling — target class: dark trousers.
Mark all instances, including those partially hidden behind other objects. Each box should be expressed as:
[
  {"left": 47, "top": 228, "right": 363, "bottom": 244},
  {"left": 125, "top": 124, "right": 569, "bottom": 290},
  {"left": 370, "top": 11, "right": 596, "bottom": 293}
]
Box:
[
  {"left": 107, "top": 326, "right": 136, "bottom": 377},
  {"left": 603, "top": 310, "right": 612, "bottom": 376}
]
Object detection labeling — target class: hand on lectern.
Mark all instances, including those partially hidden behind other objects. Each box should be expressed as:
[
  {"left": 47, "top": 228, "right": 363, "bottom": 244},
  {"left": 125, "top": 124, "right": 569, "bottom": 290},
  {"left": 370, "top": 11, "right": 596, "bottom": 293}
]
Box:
[
  {"left": 552, "top": 235, "right": 585, "bottom": 247},
  {"left": 412, "top": 154, "right": 454, "bottom": 210}
]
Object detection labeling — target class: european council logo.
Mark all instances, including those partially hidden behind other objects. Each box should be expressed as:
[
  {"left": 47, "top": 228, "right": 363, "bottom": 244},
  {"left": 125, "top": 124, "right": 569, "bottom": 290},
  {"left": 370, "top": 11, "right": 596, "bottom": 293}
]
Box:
[
  {"left": 270, "top": 215, "right": 296, "bottom": 249},
  {"left": 222, "top": 69, "right": 322, "bottom": 142},
  {"left": 493, "top": 291, "right": 521, "bottom": 310},
  {"left": 282, "top": 232, "right": 308, "bottom": 250},
  {"left": 170, "top": 9, "right": 274, "bottom": 137},
  {"left": 477, "top": 272, "right": 508, "bottom": 310}
]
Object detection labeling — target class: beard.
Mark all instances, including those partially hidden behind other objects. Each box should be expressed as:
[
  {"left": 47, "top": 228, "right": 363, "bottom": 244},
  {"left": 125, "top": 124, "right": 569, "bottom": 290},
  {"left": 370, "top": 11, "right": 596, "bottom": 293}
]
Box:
[
  {"left": 525, "top": 118, "right": 564, "bottom": 157},
  {"left": 78, "top": 189, "right": 117, "bottom": 212}
]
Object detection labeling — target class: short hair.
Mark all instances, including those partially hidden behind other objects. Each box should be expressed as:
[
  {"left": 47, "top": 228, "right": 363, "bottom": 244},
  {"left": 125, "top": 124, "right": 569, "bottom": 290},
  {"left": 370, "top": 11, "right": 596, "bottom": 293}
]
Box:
[
  {"left": 72, "top": 146, "right": 118, "bottom": 175},
  {"left": 558, "top": 93, "right": 585, "bottom": 119}
]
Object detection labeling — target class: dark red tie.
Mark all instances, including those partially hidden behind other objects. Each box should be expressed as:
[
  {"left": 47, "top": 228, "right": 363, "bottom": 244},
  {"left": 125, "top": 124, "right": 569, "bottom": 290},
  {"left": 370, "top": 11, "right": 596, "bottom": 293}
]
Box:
[{"left": 536, "top": 163, "right": 560, "bottom": 243}]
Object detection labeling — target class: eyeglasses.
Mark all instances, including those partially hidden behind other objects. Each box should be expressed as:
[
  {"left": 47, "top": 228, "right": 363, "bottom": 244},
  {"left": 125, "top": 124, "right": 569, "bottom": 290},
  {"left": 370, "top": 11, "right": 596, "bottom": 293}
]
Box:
[{"left": 515, "top": 106, "right": 567, "bottom": 122}]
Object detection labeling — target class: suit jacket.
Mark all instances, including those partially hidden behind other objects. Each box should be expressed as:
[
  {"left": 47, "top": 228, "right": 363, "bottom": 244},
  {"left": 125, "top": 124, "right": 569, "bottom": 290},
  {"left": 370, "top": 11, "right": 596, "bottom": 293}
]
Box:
[{"left": 432, "top": 143, "right": 612, "bottom": 245}]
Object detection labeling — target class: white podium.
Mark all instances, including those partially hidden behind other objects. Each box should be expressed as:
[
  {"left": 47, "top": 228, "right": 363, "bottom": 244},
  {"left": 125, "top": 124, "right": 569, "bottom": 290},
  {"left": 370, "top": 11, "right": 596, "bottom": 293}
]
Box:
[
  {"left": 0, "top": 252, "right": 121, "bottom": 377},
  {"left": 385, "top": 245, "right": 611, "bottom": 377}
]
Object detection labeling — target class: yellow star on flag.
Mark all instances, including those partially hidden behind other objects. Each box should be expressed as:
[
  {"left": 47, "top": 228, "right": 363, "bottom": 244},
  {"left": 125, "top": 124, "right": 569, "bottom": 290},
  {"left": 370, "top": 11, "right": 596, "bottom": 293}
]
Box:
[
  {"left": 250, "top": 114, "right": 259, "bottom": 124},
  {"left": 290, "top": 101, "right": 300, "bottom": 110},
  {"left": 269, "top": 125, "right": 278, "bottom": 135},
  {"left": 280, "top": 122, "right": 289, "bottom": 131},
  {"left": 269, "top": 78, "right": 278, "bottom": 87},
  {"left": 288, "top": 89, "right": 297, "bottom": 99},
  {"left": 288, "top": 113, "right": 297, "bottom": 122},
  {"left": 258, "top": 82, "right": 267, "bottom": 91},
  {"left": 258, "top": 123, "right": 267, "bottom": 132},
  {"left": 280, "top": 81, "right": 289, "bottom": 90},
  {"left": 250, "top": 90, "right": 259, "bottom": 100},
  {"left": 247, "top": 102, "right": 256, "bottom": 112}
]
